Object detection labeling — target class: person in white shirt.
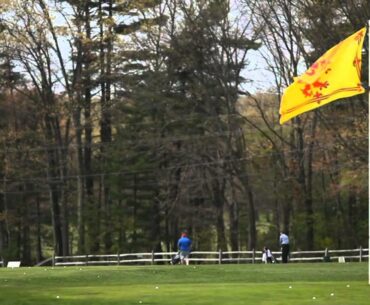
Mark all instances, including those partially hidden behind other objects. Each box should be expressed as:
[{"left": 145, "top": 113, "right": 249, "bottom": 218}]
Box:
[{"left": 262, "top": 247, "right": 273, "bottom": 264}]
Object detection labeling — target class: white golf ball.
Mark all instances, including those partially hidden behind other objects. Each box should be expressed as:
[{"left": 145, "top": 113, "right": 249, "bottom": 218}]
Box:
[
  {"left": 346, "top": 284, "right": 350, "bottom": 288},
  {"left": 312, "top": 297, "right": 316, "bottom": 300},
  {"left": 155, "top": 286, "right": 159, "bottom": 289},
  {"left": 289, "top": 286, "right": 292, "bottom": 289},
  {"left": 330, "top": 293, "right": 334, "bottom": 296},
  {"left": 56, "top": 296, "right": 60, "bottom": 299}
]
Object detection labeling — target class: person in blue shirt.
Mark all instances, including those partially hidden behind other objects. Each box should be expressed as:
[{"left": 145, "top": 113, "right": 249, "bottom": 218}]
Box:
[
  {"left": 177, "top": 231, "right": 192, "bottom": 265},
  {"left": 279, "top": 232, "right": 290, "bottom": 263}
]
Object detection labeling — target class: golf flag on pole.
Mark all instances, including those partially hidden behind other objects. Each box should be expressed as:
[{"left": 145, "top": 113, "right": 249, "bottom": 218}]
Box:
[{"left": 280, "top": 27, "right": 367, "bottom": 124}]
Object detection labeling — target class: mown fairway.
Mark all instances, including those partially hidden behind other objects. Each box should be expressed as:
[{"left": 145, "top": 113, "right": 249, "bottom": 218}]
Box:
[{"left": 0, "top": 263, "right": 368, "bottom": 305}]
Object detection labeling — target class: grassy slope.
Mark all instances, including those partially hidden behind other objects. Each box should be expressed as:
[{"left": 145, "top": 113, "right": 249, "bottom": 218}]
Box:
[{"left": 0, "top": 263, "right": 368, "bottom": 305}]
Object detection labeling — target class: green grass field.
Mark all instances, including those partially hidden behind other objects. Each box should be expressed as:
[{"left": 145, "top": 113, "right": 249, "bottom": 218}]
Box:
[{"left": 0, "top": 263, "right": 368, "bottom": 305}]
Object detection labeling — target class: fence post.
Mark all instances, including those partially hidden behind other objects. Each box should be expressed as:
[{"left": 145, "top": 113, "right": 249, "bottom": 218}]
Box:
[
  {"left": 85, "top": 255, "right": 89, "bottom": 266},
  {"left": 218, "top": 249, "right": 222, "bottom": 264},
  {"left": 151, "top": 250, "right": 155, "bottom": 265},
  {"left": 323, "top": 248, "right": 330, "bottom": 262},
  {"left": 252, "top": 249, "right": 255, "bottom": 264},
  {"left": 117, "top": 253, "right": 120, "bottom": 266},
  {"left": 52, "top": 254, "right": 55, "bottom": 267},
  {"left": 359, "top": 246, "right": 363, "bottom": 262}
]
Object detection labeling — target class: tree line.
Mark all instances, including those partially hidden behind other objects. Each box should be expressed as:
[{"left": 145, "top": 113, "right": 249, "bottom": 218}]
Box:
[{"left": 0, "top": 0, "right": 368, "bottom": 265}]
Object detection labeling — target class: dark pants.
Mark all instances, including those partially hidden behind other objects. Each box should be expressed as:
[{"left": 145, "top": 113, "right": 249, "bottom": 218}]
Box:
[{"left": 282, "top": 244, "right": 290, "bottom": 263}]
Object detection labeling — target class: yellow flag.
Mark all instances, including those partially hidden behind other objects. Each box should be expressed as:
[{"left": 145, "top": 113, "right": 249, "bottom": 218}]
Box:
[{"left": 279, "top": 27, "right": 366, "bottom": 124}]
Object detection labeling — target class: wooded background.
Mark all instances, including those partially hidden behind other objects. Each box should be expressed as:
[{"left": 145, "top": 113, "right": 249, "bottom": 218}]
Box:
[{"left": 0, "top": 0, "right": 368, "bottom": 265}]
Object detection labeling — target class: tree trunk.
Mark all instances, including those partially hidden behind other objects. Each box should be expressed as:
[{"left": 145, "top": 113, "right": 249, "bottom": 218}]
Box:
[
  {"left": 150, "top": 195, "right": 162, "bottom": 252},
  {"left": 246, "top": 184, "right": 257, "bottom": 250},
  {"left": 55, "top": 117, "right": 70, "bottom": 257},
  {"left": 295, "top": 117, "right": 314, "bottom": 250},
  {"left": 73, "top": 49, "right": 84, "bottom": 253},
  {"left": 305, "top": 116, "right": 317, "bottom": 250},
  {"left": 347, "top": 187, "right": 359, "bottom": 247},
  {"left": 213, "top": 178, "right": 227, "bottom": 251},
  {"left": 132, "top": 174, "right": 138, "bottom": 248},
  {"left": 99, "top": 0, "right": 113, "bottom": 252},
  {"left": 48, "top": 183, "right": 63, "bottom": 256},
  {"left": 117, "top": 196, "right": 126, "bottom": 253},
  {"left": 166, "top": 165, "right": 182, "bottom": 251},
  {"left": 282, "top": 195, "right": 292, "bottom": 235},
  {"left": 2, "top": 178, "right": 10, "bottom": 253},
  {"left": 36, "top": 196, "right": 43, "bottom": 262},
  {"left": 45, "top": 117, "right": 64, "bottom": 256},
  {"left": 21, "top": 193, "right": 31, "bottom": 265},
  {"left": 228, "top": 199, "right": 239, "bottom": 251}
]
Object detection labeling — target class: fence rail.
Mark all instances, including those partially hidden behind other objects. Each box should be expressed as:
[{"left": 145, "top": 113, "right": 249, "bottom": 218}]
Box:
[{"left": 47, "top": 247, "right": 369, "bottom": 267}]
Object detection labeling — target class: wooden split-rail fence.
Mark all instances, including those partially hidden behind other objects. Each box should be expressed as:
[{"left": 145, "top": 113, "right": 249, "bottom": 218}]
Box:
[{"left": 44, "top": 247, "right": 368, "bottom": 267}]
